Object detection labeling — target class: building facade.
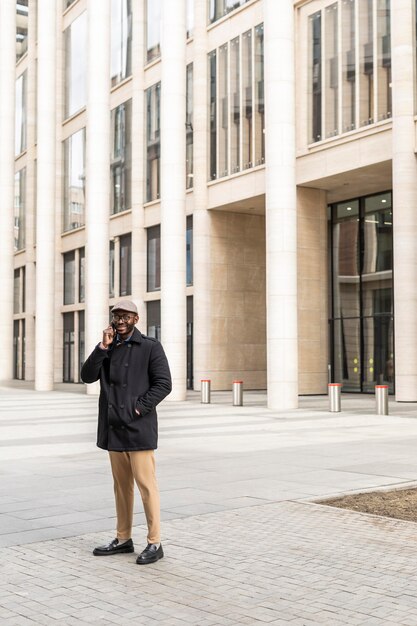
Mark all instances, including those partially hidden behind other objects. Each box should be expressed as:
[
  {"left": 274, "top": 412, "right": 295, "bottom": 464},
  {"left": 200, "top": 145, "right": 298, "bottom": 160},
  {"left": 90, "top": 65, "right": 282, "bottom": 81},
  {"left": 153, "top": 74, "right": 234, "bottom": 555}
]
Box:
[{"left": 0, "top": 0, "right": 415, "bottom": 407}]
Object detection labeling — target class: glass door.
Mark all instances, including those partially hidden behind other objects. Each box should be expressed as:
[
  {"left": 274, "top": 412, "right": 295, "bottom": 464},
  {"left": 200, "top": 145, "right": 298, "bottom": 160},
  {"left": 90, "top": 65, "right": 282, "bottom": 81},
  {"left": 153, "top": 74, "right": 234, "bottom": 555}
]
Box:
[{"left": 329, "top": 192, "right": 394, "bottom": 393}]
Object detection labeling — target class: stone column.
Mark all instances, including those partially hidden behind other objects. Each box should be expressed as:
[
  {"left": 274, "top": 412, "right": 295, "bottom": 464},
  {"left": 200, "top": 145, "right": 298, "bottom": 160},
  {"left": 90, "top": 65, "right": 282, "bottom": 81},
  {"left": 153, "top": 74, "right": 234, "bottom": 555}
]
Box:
[
  {"left": 160, "top": 0, "right": 187, "bottom": 401},
  {"left": 25, "top": 0, "right": 38, "bottom": 382},
  {"left": 85, "top": 0, "right": 111, "bottom": 395},
  {"left": 0, "top": 1, "right": 16, "bottom": 381},
  {"left": 264, "top": 0, "right": 298, "bottom": 409},
  {"left": 192, "top": 0, "right": 212, "bottom": 391},
  {"left": 391, "top": 0, "right": 417, "bottom": 401},
  {"left": 35, "top": 0, "right": 57, "bottom": 390},
  {"left": 131, "top": 1, "right": 146, "bottom": 326}
]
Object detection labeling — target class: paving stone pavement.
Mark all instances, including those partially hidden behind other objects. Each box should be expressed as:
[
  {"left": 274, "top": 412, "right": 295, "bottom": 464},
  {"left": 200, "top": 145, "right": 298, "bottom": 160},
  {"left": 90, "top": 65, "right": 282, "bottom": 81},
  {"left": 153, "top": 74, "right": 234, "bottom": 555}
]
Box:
[{"left": 3, "top": 385, "right": 417, "bottom": 624}]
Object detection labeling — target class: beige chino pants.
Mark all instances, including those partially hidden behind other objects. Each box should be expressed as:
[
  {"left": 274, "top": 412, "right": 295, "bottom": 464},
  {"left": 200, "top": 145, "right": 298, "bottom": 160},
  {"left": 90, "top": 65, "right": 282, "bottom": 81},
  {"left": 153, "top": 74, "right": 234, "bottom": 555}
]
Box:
[{"left": 109, "top": 450, "right": 160, "bottom": 544}]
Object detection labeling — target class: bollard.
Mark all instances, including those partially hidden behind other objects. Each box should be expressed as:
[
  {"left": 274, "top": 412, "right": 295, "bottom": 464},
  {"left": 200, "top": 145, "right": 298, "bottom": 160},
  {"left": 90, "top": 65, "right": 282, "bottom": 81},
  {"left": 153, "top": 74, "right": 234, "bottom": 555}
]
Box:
[
  {"left": 201, "top": 379, "right": 211, "bottom": 404},
  {"left": 328, "top": 383, "right": 342, "bottom": 412},
  {"left": 375, "top": 385, "right": 389, "bottom": 415},
  {"left": 232, "top": 380, "right": 243, "bottom": 406}
]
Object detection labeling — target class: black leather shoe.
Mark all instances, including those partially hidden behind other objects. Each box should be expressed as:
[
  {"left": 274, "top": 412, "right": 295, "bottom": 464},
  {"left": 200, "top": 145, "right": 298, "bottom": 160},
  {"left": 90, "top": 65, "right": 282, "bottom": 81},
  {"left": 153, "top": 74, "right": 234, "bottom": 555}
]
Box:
[
  {"left": 136, "top": 543, "right": 164, "bottom": 564},
  {"left": 93, "top": 538, "right": 134, "bottom": 556}
]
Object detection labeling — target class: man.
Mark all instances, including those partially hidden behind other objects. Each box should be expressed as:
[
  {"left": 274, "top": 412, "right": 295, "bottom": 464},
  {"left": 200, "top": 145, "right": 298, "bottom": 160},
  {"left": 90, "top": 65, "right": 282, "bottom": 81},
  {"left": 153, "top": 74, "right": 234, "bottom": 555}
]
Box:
[{"left": 81, "top": 300, "right": 171, "bottom": 564}]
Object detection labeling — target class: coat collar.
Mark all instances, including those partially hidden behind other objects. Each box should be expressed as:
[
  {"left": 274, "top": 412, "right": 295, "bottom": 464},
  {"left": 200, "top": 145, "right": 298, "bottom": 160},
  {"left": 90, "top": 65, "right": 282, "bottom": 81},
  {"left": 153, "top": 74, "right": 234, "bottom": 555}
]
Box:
[{"left": 130, "top": 327, "right": 143, "bottom": 344}]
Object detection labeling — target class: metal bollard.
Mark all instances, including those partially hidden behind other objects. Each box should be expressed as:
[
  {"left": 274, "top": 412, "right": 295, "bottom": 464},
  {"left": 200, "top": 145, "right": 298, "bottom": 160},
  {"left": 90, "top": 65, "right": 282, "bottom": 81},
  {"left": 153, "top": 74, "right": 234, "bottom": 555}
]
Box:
[
  {"left": 375, "top": 385, "right": 389, "bottom": 415},
  {"left": 232, "top": 380, "right": 243, "bottom": 406},
  {"left": 328, "top": 383, "right": 342, "bottom": 412},
  {"left": 201, "top": 379, "right": 211, "bottom": 404}
]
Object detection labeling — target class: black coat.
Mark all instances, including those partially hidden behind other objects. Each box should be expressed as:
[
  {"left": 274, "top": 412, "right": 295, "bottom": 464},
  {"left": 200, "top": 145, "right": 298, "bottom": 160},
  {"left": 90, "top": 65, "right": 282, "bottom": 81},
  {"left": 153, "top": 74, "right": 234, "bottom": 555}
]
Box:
[{"left": 81, "top": 328, "right": 172, "bottom": 451}]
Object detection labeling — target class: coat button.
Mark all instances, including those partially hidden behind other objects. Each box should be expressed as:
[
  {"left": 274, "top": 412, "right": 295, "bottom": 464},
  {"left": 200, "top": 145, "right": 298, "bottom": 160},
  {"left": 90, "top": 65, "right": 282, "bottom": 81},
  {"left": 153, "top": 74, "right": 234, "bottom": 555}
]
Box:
[
  {"left": 127, "top": 344, "right": 131, "bottom": 348},
  {"left": 122, "top": 383, "right": 127, "bottom": 388},
  {"left": 110, "top": 383, "right": 114, "bottom": 387},
  {"left": 120, "top": 404, "right": 125, "bottom": 409},
  {"left": 124, "top": 363, "right": 128, "bottom": 367},
  {"left": 108, "top": 404, "right": 113, "bottom": 409},
  {"left": 109, "top": 425, "right": 114, "bottom": 430}
]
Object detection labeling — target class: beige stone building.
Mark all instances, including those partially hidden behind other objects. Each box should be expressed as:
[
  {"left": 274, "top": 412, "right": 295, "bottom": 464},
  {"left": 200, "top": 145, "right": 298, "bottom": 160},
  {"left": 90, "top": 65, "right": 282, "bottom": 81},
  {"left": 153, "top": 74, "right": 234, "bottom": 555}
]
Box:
[{"left": 0, "top": 0, "right": 413, "bottom": 408}]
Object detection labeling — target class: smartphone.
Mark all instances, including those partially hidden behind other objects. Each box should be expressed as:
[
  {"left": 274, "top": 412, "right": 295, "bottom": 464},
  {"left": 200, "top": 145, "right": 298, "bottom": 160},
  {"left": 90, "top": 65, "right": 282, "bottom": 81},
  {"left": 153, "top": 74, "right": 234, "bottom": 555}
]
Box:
[{"left": 111, "top": 322, "right": 117, "bottom": 339}]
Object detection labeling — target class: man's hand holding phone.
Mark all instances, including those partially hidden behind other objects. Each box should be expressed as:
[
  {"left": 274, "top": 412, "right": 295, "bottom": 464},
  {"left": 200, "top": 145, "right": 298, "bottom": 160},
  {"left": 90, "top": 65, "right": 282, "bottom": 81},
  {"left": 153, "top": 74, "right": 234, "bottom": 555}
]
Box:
[{"left": 100, "top": 323, "right": 116, "bottom": 350}]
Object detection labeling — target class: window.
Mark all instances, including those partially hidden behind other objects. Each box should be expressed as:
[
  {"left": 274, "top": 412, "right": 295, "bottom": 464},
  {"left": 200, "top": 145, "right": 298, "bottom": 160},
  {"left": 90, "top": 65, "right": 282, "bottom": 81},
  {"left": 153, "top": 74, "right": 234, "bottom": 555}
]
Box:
[
  {"left": 63, "top": 129, "right": 85, "bottom": 232},
  {"left": 242, "top": 30, "right": 252, "bottom": 170},
  {"left": 65, "top": 11, "right": 87, "bottom": 118},
  {"left": 186, "top": 64, "right": 194, "bottom": 189},
  {"left": 62, "top": 250, "right": 85, "bottom": 382},
  {"left": 341, "top": 0, "right": 356, "bottom": 133},
  {"left": 120, "top": 233, "right": 132, "bottom": 296},
  {"left": 186, "top": 216, "right": 193, "bottom": 286},
  {"left": 359, "top": 0, "right": 374, "bottom": 127},
  {"left": 147, "top": 300, "right": 161, "bottom": 340},
  {"left": 109, "top": 235, "right": 131, "bottom": 297},
  {"left": 254, "top": 24, "right": 264, "bottom": 166},
  {"left": 63, "top": 251, "right": 76, "bottom": 305},
  {"left": 111, "top": 100, "right": 132, "bottom": 214},
  {"left": 230, "top": 37, "right": 240, "bottom": 173},
  {"left": 146, "top": 82, "right": 161, "bottom": 202},
  {"left": 146, "top": 0, "right": 161, "bottom": 63},
  {"left": 14, "top": 168, "right": 26, "bottom": 252},
  {"left": 325, "top": 3, "right": 338, "bottom": 138},
  {"left": 14, "top": 267, "right": 25, "bottom": 314},
  {"left": 376, "top": 0, "right": 391, "bottom": 121},
  {"left": 15, "top": 72, "right": 27, "bottom": 155},
  {"left": 14, "top": 270, "right": 20, "bottom": 314},
  {"left": 219, "top": 43, "right": 228, "bottom": 177},
  {"left": 208, "top": 50, "right": 217, "bottom": 180},
  {"left": 208, "top": 0, "right": 251, "bottom": 24},
  {"left": 208, "top": 24, "right": 264, "bottom": 181},
  {"left": 63, "top": 248, "right": 84, "bottom": 304},
  {"left": 308, "top": 0, "right": 391, "bottom": 143},
  {"left": 111, "top": 0, "right": 132, "bottom": 87},
  {"left": 308, "top": 11, "right": 322, "bottom": 143},
  {"left": 147, "top": 226, "right": 161, "bottom": 292},
  {"left": 16, "top": 1, "right": 28, "bottom": 62}
]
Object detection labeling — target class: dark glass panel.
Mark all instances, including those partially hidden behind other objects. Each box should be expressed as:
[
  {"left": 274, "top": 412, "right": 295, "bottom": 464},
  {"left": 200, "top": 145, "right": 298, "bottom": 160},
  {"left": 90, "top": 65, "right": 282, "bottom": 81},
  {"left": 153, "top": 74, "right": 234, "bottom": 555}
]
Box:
[
  {"left": 147, "top": 300, "right": 161, "bottom": 340},
  {"left": 333, "top": 317, "right": 361, "bottom": 392},
  {"left": 78, "top": 310, "right": 85, "bottom": 379},
  {"left": 146, "top": 83, "right": 161, "bottom": 202},
  {"left": 309, "top": 11, "right": 322, "bottom": 142},
  {"left": 111, "top": 100, "right": 132, "bottom": 214},
  {"left": 186, "top": 215, "right": 193, "bottom": 286},
  {"left": 79, "top": 248, "right": 85, "bottom": 303},
  {"left": 208, "top": 50, "right": 217, "bottom": 180},
  {"left": 63, "top": 312, "right": 75, "bottom": 382},
  {"left": 110, "top": 0, "right": 132, "bottom": 87},
  {"left": 119, "top": 233, "right": 132, "bottom": 296},
  {"left": 147, "top": 225, "right": 161, "bottom": 292},
  {"left": 186, "top": 64, "right": 194, "bottom": 189},
  {"left": 187, "top": 296, "right": 193, "bottom": 389},
  {"left": 332, "top": 200, "right": 360, "bottom": 319},
  {"left": 63, "top": 251, "right": 75, "bottom": 305},
  {"left": 362, "top": 315, "right": 394, "bottom": 393}
]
